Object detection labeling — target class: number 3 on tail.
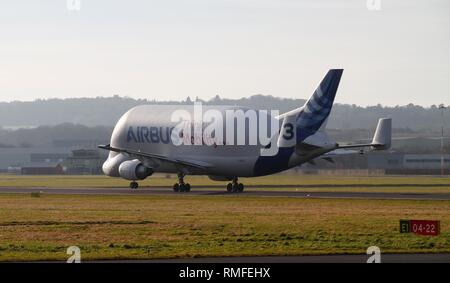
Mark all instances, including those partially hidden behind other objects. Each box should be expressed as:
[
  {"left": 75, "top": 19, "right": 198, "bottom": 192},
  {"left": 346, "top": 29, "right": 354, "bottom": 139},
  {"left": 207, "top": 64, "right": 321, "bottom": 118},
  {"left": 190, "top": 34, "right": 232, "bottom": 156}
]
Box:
[{"left": 282, "top": 123, "right": 294, "bottom": 140}]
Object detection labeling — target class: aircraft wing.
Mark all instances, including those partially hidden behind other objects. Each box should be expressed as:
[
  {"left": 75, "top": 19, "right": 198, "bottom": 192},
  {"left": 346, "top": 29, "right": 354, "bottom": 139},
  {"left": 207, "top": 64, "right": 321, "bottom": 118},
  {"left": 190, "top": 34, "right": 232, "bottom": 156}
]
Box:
[{"left": 98, "top": 144, "right": 212, "bottom": 171}]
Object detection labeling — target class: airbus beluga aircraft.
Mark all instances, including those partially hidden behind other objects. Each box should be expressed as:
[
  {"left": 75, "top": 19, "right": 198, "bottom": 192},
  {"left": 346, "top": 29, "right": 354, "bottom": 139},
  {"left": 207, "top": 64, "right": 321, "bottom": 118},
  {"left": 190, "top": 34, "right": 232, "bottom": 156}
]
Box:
[{"left": 99, "top": 69, "right": 391, "bottom": 192}]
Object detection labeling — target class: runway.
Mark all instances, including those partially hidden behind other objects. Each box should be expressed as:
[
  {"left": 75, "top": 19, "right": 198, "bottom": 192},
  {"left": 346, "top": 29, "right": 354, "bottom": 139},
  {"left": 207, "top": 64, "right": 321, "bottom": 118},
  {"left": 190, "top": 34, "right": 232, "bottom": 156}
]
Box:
[
  {"left": 1, "top": 186, "right": 450, "bottom": 200},
  {"left": 89, "top": 253, "right": 450, "bottom": 263}
]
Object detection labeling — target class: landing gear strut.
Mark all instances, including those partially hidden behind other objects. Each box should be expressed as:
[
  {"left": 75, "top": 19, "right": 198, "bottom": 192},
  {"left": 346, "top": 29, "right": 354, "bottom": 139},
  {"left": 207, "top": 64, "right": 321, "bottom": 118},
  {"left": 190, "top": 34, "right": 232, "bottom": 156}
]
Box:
[
  {"left": 226, "top": 177, "right": 244, "bottom": 193},
  {"left": 130, "top": 181, "right": 139, "bottom": 189},
  {"left": 173, "top": 173, "right": 191, "bottom": 192}
]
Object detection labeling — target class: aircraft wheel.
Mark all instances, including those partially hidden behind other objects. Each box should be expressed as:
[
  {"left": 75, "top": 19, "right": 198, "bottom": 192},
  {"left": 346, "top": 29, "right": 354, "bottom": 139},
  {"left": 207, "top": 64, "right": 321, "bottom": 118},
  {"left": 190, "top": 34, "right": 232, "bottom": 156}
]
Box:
[
  {"left": 173, "top": 183, "right": 180, "bottom": 192},
  {"left": 238, "top": 183, "right": 244, "bottom": 193},
  {"left": 130, "top": 181, "right": 138, "bottom": 189},
  {"left": 226, "top": 183, "right": 233, "bottom": 193},
  {"left": 185, "top": 183, "right": 191, "bottom": 192}
]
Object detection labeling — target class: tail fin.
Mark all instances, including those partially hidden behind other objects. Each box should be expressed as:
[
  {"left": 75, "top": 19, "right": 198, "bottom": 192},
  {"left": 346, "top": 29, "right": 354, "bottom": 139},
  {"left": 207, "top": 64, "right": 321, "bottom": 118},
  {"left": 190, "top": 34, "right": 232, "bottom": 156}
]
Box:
[{"left": 296, "top": 69, "right": 343, "bottom": 142}]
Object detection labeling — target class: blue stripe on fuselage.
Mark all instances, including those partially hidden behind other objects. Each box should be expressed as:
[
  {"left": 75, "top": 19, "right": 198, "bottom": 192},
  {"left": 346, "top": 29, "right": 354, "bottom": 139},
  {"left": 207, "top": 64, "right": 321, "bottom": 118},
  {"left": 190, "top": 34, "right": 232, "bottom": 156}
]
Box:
[{"left": 253, "top": 147, "right": 295, "bottom": 176}]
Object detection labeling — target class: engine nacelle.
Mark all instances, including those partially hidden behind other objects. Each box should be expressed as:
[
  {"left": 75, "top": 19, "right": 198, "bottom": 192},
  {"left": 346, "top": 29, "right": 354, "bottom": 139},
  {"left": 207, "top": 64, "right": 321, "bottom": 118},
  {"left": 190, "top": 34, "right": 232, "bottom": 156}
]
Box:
[
  {"left": 118, "top": 159, "right": 153, "bottom": 181},
  {"left": 102, "top": 152, "right": 128, "bottom": 177}
]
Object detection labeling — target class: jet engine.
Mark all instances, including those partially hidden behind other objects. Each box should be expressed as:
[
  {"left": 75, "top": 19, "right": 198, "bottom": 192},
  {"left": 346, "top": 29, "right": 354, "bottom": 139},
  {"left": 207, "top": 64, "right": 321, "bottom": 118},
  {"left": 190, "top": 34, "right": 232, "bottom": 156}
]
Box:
[{"left": 118, "top": 159, "right": 153, "bottom": 180}]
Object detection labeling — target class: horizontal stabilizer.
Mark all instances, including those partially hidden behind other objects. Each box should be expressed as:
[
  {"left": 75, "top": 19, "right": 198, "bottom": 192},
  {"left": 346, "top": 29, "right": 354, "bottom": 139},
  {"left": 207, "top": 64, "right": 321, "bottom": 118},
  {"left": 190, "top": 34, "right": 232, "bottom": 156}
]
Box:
[{"left": 336, "top": 118, "right": 392, "bottom": 150}]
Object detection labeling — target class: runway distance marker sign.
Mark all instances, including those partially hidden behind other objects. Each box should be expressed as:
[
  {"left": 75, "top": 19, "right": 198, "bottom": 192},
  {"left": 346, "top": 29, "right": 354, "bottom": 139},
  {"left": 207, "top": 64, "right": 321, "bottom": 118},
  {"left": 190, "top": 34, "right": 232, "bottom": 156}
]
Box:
[{"left": 400, "top": 219, "right": 440, "bottom": 236}]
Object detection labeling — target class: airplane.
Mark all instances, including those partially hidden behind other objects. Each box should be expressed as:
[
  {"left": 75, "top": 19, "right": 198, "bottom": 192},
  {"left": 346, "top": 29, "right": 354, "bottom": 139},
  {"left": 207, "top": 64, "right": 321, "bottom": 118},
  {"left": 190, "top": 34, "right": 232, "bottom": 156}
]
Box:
[{"left": 99, "top": 69, "right": 392, "bottom": 192}]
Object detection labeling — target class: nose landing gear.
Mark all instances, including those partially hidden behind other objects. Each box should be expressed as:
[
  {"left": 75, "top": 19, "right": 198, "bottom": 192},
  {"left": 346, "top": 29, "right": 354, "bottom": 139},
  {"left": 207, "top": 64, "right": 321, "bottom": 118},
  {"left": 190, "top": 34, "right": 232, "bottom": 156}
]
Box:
[
  {"left": 173, "top": 173, "right": 191, "bottom": 192},
  {"left": 130, "top": 181, "right": 139, "bottom": 189},
  {"left": 226, "top": 177, "right": 244, "bottom": 193}
]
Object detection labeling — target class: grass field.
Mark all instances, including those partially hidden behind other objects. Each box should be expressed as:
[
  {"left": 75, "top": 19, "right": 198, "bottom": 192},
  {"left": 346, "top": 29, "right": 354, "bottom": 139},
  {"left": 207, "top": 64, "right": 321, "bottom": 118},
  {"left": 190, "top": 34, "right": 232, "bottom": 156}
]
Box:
[
  {"left": 1, "top": 174, "right": 450, "bottom": 193},
  {"left": 0, "top": 193, "right": 449, "bottom": 261},
  {"left": 0, "top": 174, "right": 449, "bottom": 261}
]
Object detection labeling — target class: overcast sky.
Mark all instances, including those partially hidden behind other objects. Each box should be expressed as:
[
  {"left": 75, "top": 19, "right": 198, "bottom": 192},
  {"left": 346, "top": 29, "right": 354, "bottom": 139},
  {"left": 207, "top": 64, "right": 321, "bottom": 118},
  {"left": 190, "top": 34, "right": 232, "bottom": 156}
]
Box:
[{"left": 0, "top": 0, "right": 449, "bottom": 106}]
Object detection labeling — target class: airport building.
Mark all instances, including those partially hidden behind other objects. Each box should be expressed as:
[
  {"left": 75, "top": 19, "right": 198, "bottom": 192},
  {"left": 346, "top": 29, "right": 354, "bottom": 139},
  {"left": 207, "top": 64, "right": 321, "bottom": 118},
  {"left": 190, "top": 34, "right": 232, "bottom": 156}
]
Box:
[
  {"left": 21, "top": 162, "right": 64, "bottom": 175},
  {"left": 0, "top": 139, "right": 108, "bottom": 175},
  {"left": 368, "top": 153, "right": 450, "bottom": 175},
  {"left": 63, "top": 149, "right": 104, "bottom": 174},
  {"left": 0, "top": 147, "right": 71, "bottom": 173},
  {"left": 296, "top": 152, "right": 449, "bottom": 175}
]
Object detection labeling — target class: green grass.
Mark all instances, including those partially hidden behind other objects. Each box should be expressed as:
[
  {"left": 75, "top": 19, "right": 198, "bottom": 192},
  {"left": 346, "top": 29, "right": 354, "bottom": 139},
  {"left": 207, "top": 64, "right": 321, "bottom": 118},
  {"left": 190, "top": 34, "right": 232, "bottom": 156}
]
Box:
[
  {"left": 0, "top": 193, "right": 449, "bottom": 261},
  {"left": 1, "top": 174, "right": 450, "bottom": 193}
]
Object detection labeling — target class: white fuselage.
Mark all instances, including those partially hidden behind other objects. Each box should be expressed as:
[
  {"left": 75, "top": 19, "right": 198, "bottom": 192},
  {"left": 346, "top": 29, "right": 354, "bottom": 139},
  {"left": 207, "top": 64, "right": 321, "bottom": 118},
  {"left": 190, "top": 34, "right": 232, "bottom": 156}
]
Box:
[{"left": 102, "top": 105, "right": 322, "bottom": 178}]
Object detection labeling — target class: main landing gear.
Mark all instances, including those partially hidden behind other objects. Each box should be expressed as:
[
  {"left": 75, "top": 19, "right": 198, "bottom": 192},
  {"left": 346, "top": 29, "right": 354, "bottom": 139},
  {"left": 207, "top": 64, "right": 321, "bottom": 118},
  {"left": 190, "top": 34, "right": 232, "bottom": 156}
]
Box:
[
  {"left": 173, "top": 173, "right": 191, "bottom": 193},
  {"left": 130, "top": 175, "right": 244, "bottom": 193},
  {"left": 130, "top": 181, "right": 139, "bottom": 189},
  {"left": 226, "top": 177, "right": 244, "bottom": 193}
]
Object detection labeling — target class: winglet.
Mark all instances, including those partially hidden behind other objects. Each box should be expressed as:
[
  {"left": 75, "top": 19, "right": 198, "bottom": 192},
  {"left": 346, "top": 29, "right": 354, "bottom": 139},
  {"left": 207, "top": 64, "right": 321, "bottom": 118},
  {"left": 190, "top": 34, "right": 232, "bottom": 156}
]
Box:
[
  {"left": 98, "top": 144, "right": 111, "bottom": 150},
  {"left": 371, "top": 118, "right": 391, "bottom": 150},
  {"left": 98, "top": 144, "right": 121, "bottom": 153}
]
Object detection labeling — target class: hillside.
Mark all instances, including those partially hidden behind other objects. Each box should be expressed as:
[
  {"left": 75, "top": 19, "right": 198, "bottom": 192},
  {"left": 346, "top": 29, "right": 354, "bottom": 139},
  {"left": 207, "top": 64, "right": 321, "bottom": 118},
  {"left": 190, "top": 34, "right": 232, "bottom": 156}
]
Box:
[{"left": 0, "top": 95, "right": 448, "bottom": 132}]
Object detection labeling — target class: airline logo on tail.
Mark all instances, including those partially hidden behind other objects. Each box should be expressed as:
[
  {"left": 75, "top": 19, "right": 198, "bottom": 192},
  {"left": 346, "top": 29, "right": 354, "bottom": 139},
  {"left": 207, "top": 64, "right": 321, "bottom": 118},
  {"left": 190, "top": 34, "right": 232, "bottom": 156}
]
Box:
[{"left": 296, "top": 69, "right": 343, "bottom": 142}]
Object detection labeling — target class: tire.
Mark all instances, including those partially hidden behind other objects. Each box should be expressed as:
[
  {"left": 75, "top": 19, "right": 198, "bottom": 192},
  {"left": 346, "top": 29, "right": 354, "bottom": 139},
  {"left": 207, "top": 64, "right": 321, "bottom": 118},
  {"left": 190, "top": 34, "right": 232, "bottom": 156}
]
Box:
[
  {"left": 130, "top": 182, "right": 138, "bottom": 189},
  {"left": 237, "top": 183, "right": 244, "bottom": 192},
  {"left": 185, "top": 183, "right": 191, "bottom": 192},
  {"left": 179, "top": 184, "right": 186, "bottom": 192},
  {"left": 226, "top": 183, "right": 233, "bottom": 192},
  {"left": 173, "top": 183, "right": 180, "bottom": 192}
]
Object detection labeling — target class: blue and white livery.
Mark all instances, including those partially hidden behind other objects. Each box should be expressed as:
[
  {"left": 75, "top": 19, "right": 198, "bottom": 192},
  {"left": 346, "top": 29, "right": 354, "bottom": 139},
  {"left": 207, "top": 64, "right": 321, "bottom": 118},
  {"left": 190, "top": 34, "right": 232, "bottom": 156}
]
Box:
[{"left": 99, "top": 69, "right": 391, "bottom": 192}]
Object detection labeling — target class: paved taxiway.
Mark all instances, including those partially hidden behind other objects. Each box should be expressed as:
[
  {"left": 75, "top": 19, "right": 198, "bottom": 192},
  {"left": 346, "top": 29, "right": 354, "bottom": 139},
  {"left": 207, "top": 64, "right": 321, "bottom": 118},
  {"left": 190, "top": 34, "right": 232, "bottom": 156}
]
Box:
[
  {"left": 64, "top": 253, "right": 450, "bottom": 263},
  {"left": 18, "top": 253, "right": 450, "bottom": 263},
  {"left": 1, "top": 186, "right": 450, "bottom": 200}
]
